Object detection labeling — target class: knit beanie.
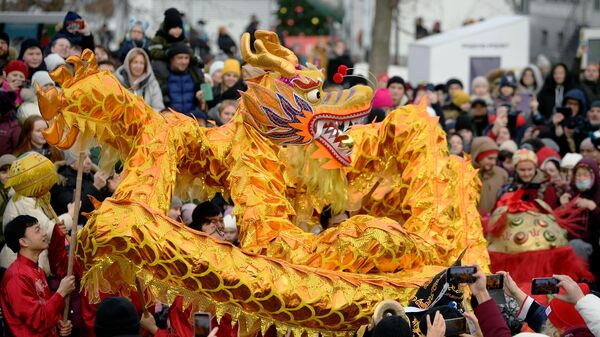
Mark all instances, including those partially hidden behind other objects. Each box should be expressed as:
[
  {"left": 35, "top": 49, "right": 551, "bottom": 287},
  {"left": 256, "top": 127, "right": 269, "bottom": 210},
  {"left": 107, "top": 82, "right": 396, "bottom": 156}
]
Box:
[
  {"left": 446, "top": 78, "right": 463, "bottom": 89},
  {"left": 560, "top": 153, "right": 582, "bottom": 169},
  {"left": 0, "top": 31, "right": 9, "bottom": 46},
  {"left": 452, "top": 90, "right": 471, "bottom": 107},
  {"left": 167, "top": 42, "right": 191, "bottom": 59},
  {"left": 500, "top": 74, "right": 517, "bottom": 88},
  {"left": 547, "top": 283, "right": 589, "bottom": 332},
  {"left": 163, "top": 8, "right": 183, "bottom": 31},
  {"left": 498, "top": 140, "right": 518, "bottom": 153},
  {"left": 222, "top": 59, "right": 241, "bottom": 77},
  {"left": 94, "top": 297, "right": 140, "bottom": 336},
  {"left": 536, "top": 146, "right": 561, "bottom": 169},
  {"left": 63, "top": 11, "right": 82, "bottom": 28},
  {"left": 471, "top": 136, "right": 499, "bottom": 162},
  {"left": 592, "top": 100, "right": 600, "bottom": 109},
  {"left": 4, "top": 60, "right": 29, "bottom": 78},
  {"left": 17, "top": 38, "right": 42, "bottom": 60},
  {"left": 31, "top": 71, "right": 53, "bottom": 90},
  {"left": 209, "top": 61, "right": 224, "bottom": 77},
  {"left": 386, "top": 76, "right": 405, "bottom": 88},
  {"left": 44, "top": 53, "right": 66, "bottom": 72},
  {"left": 454, "top": 114, "right": 473, "bottom": 132},
  {"left": 512, "top": 149, "right": 537, "bottom": 167},
  {"left": 372, "top": 88, "right": 394, "bottom": 109}
]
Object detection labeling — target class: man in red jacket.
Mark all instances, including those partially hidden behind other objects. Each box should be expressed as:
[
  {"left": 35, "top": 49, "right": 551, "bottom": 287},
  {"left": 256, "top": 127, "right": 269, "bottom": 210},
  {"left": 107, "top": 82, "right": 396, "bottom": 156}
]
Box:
[{"left": 0, "top": 215, "right": 76, "bottom": 337}]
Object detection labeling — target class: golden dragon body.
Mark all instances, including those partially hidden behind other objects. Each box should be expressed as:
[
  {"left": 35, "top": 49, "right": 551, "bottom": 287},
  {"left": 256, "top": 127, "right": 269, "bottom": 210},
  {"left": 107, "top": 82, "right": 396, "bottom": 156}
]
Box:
[{"left": 37, "top": 31, "right": 488, "bottom": 337}]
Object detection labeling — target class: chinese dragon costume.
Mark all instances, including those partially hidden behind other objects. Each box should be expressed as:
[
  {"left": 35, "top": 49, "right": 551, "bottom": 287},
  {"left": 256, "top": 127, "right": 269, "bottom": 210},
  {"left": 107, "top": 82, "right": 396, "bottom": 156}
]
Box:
[{"left": 37, "top": 31, "right": 489, "bottom": 337}]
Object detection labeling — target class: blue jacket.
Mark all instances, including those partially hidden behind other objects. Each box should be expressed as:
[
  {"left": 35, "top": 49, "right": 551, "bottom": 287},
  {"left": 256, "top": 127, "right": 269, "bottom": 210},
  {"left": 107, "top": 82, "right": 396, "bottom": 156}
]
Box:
[{"left": 166, "top": 71, "right": 198, "bottom": 115}]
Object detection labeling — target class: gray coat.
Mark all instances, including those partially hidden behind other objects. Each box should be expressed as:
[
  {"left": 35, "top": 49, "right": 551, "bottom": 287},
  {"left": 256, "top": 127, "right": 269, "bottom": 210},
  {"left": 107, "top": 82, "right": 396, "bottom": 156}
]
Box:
[{"left": 115, "top": 48, "right": 165, "bottom": 112}]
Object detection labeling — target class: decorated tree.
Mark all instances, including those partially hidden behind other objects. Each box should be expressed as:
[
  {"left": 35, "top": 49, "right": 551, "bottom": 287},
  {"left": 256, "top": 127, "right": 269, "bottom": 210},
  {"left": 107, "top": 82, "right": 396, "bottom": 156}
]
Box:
[{"left": 277, "top": 0, "right": 330, "bottom": 36}]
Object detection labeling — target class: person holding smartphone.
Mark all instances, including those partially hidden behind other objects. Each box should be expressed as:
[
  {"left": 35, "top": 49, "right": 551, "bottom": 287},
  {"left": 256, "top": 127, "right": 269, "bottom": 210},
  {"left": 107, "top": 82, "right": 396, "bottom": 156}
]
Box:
[{"left": 48, "top": 11, "right": 94, "bottom": 54}]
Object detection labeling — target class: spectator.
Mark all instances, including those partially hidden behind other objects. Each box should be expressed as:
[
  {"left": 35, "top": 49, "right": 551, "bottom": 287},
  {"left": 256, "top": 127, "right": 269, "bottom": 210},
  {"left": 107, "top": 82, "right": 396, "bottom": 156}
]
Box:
[
  {"left": 545, "top": 88, "right": 588, "bottom": 156},
  {"left": 371, "top": 88, "right": 394, "bottom": 115},
  {"left": 50, "top": 151, "right": 110, "bottom": 225},
  {"left": 307, "top": 38, "right": 329, "bottom": 74},
  {"left": 189, "top": 201, "right": 225, "bottom": 240},
  {"left": 149, "top": 8, "right": 187, "bottom": 62},
  {"left": 415, "top": 17, "right": 429, "bottom": 39},
  {"left": 50, "top": 11, "right": 94, "bottom": 52},
  {"left": 517, "top": 65, "right": 543, "bottom": 95},
  {"left": 44, "top": 53, "right": 66, "bottom": 73},
  {"left": 96, "top": 23, "right": 114, "bottom": 49},
  {"left": 180, "top": 203, "right": 196, "bottom": 226},
  {"left": 501, "top": 149, "right": 558, "bottom": 208},
  {"left": 223, "top": 213, "right": 238, "bottom": 245},
  {"left": 155, "top": 42, "right": 205, "bottom": 116},
  {"left": 560, "top": 159, "right": 600, "bottom": 245},
  {"left": 448, "top": 133, "right": 463, "bottom": 156},
  {"left": 387, "top": 76, "right": 408, "bottom": 108},
  {"left": 244, "top": 15, "right": 260, "bottom": 52},
  {"left": 17, "top": 39, "right": 45, "bottom": 79},
  {"left": 537, "top": 54, "right": 552, "bottom": 78},
  {"left": 584, "top": 100, "right": 600, "bottom": 134},
  {"left": 217, "top": 100, "right": 237, "bottom": 125},
  {"left": 94, "top": 45, "right": 110, "bottom": 63},
  {"left": 94, "top": 297, "right": 158, "bottom": 337},
  {"left": 542, "top": 280, "right": 593, "bottom": 337},
  {"left": 471, "top": 76, "right": 493, "bottom": 106},
  {"left": 472, "top": 137, "right": 508, "bottom": 215},
  {"left": 561, "top": 152, "right": 583, "bottom": 183},
  {"left": 168, "top": 196, "right": 182, "bottom": 221},
  {"left": 217, "top": 26, "right": 237, "bottom": 58},
  {"left": 445, "top": 78, "right": 463, "bottom": 103},
  {"left": 537, "top": 146, "right": 568, "bottom": 197},
  {"left": 1, "top": 60, "right": 28, "bottom": 106},
  {"left": 0, "top": 215, "right": 76, "bottom": 337},
  {"left": 326, "top": 41, "right": 353, "bottom": 86},
  {"left": 444, "top": 88, "right": 470, "bottom": 120},
  {"left": 572, "top": 45, "right": 599, "bottom": 104},
  {"left": 0, "top": 91, "right": 21, "bottom": 156},
  {"left": 98, "top": 60, "right": 116, "bottom": 73},
  {"left": 471, "top": 98, "right": 490, "bottom": 136},
  {"left": 455, "top": 114, "right": 474, "bottom": 152},
  {"left": 537, "top": 63, "right": 576, "bottom": 120},
  {"left": 404, "top": 83, "right": 414, "bottom": 104},
  {"left": 553, "top": 274, "right": 600, "bottom": 336},
  {"left": 319, "top": 206, "right": 349, "bottom": 230},
  {"left": 208, "top": 61, "right": 224, "bottom": 87},
  {"left": 0, "top": 154, "right": 15, "bottom": 246},
  {"left": 118, "top": 18, "right": 150, "bottom": 63},
  {"left": 579, "top": 138, "right": 600, "bottom": 165},
  {"left": 17, "top": 71, "right": 54, "bottom": 124},
  {"left": 49, "top": 37, "right": 71, "bottom": 60},
  {"left": 209, "top": 58, "right": 243, "bottom": 110},
  {"left": 115, "top": 48, "right": 165, "bottom": 111},
  {"left": 495, "top": 74, "right": 517, "bottom": 108},
  {"left": 13, "top": 115, "right": 63, "bottom": 162},
  {"left": 0, "top": 31, "right": 16, "bottom": 72}
]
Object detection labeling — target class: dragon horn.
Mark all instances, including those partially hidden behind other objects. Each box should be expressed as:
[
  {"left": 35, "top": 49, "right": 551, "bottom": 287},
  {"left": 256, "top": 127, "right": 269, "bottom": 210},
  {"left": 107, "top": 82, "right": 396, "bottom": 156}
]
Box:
[
  {"left": 241, "top": 31, "right": 298, "bottom": 78},
  {"left": 81, "top": 49, "right": 99, "bottom": 72}
]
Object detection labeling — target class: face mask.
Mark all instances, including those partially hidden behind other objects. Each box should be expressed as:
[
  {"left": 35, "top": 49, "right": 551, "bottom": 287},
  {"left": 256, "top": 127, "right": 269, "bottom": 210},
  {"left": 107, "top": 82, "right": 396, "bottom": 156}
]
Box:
[{"left": 576, "top": 179, "right": 593, "bottom": 191}]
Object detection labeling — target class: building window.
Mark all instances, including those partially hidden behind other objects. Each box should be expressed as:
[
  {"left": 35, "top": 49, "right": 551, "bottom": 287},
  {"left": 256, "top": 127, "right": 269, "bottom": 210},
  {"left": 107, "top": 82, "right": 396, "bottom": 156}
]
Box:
[
  {"left": 542, "top": 29, "right": 548, "bottom": 46},
  {"left": 558, "top": 31, "right": 564, "bottom": 47}
]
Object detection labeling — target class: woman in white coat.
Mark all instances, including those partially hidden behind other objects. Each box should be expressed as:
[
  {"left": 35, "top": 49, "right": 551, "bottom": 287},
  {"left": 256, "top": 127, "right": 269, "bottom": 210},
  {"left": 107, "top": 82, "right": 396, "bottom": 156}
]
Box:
[{"left": 114, "top": 48, "right": 165, "bottom": 112}]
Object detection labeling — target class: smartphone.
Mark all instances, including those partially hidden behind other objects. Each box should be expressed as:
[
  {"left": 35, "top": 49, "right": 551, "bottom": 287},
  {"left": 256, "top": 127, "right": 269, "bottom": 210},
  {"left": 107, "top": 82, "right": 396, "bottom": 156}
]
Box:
[
  {"left": 486, "top": 274, "right": 504, "bottom": 290},
  {"left": 531, "top": 277, "right": 559, "bottom": 295},
  {"left": 200, "top": 83, "right": 213, "bottom": 102},
  {"left": 194, "top": 312, "right": 212, "bottom": 337},
  {"left": 555, "top": 107, "right": 572, "bottom": 117},
  {"left": 517, "top": 93, "right": 533, "bottom": 115},
  {"left": 446, "top": 266, "right": 477, "bottom": 284},
  {"left": 445, "top": 317, "right": 467, "bottom": 337},
  {"left": 75, "top": 19, "right": 85, "bottom": 29}
]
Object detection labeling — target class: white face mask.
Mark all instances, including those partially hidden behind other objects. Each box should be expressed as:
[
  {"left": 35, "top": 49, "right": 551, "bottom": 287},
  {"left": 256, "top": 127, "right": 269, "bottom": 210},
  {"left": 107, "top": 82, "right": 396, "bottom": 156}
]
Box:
[{"left": 576, "top": 179, "right": 593, "bottom": 191}]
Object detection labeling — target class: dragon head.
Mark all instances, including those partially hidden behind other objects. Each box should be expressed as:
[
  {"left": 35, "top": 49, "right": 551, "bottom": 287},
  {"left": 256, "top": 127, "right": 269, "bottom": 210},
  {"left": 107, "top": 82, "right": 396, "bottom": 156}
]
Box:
[
  {"left": 37, "top": 49, "right": 150, "bottom": 152},
  {"left": 239, "top": 31, "right": 373, "bottom": 169}
]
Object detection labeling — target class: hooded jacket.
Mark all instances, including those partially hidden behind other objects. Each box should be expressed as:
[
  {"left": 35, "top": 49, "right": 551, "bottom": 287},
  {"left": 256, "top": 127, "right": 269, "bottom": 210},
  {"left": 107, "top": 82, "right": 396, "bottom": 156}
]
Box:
[
  {"left": 115, "top": 48, "right": 165, "bottom": 111},
  {"left": 517, "top": 64, "right": 544, "bottom": 95},
  {"left": 471, "top": 137, "right": 508, "bottom": 214},
  {"left": 568, "top": 159, "right": 600, "bottom": 243},
  {"left": 49, "top": 11, "right": 94, "bottom": 51}
]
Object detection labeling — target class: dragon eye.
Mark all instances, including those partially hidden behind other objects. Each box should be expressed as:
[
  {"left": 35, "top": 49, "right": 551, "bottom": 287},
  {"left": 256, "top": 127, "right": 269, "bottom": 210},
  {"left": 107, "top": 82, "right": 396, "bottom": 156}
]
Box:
[{"left": 306, "top": 89, "right": 321, "bottom": 103}]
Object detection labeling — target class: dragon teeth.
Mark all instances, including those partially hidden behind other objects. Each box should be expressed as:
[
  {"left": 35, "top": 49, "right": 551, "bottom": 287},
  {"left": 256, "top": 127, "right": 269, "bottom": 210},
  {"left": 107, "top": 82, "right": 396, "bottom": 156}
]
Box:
[
  {"left": 316, "top": 121, "right": 325, "bottom": 138},
  {"left": 343, "top": 120, "right": 350, "bottom": 130}
]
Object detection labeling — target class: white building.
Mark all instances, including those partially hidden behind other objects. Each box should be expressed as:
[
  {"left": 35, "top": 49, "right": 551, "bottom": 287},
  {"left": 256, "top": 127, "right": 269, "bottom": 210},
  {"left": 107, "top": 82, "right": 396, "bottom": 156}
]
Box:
[{"left": 407, "top": 16, "right": 530, "bottom": 88}]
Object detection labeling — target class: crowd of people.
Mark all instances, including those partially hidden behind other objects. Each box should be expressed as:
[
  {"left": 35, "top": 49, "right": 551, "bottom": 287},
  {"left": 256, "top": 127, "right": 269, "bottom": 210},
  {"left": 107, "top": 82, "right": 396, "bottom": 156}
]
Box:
[{"left": 0, "top": 6, "right": 598, "bottom": 337}]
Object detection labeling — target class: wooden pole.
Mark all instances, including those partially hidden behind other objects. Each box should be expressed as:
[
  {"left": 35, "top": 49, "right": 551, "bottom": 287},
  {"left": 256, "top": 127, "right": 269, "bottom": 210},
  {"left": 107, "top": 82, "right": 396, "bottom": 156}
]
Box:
[
  {"left": 135, "top": 277, "right": 148, "bottom": 314},
  {"left": 62, "top": 151, "right": 85, "bottom": 322}
]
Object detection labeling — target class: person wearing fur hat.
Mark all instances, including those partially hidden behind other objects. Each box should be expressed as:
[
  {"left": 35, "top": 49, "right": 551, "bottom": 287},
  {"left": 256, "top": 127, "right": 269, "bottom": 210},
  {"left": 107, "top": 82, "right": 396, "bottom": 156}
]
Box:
[
  {"left": 115, "top": 48, "right": 165, "bottom": 112},
  {"left": 0, "top": 91, "right": 21, "bottom": 156},
  {"left": 16, "top": 71, "right": 54, "bottom": 124},
  {"left": 471, "top": 137, "right": 509, "bottom": 215},
  {"left": 1, "top": 60, "right": 28, "bottom": 106},
  {"left": 500, "top": 149, "right": 558, "bottom": 208},
  {"left": 49, "top": 11, "right": 94, "bottom": 52},
  {"left": 17, "top": 38, "right": 45, "bottom": 79},
  {"left": 149, "top": 8, "right": 189, "bottom": 61},
  {"left": 118, "top": 18, "right": 150, "bottom": 63},
  {"left": 0, "top": 31, "right": 17, "bottom": 73}
]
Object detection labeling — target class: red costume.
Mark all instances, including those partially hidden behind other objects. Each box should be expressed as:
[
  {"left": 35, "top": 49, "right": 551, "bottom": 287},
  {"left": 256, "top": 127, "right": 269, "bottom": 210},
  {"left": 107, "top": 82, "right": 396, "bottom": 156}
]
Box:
[{"left": 0, "top": 253, "right": 65, "bottom": 337}]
